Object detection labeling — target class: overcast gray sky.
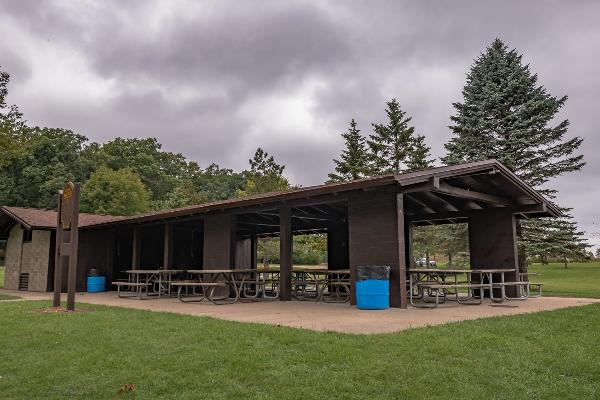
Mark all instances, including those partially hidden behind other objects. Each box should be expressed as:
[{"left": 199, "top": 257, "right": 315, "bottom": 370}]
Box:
[{"left": 1, "top": 0, "right": 598, "bottom": 248}]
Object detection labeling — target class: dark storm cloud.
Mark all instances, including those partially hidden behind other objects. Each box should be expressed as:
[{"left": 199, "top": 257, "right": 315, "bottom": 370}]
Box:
[
  {"left": 90, "top": 6, "right": 349, "bottom": 91},
  {"left": 1, "top": 0, "right": 599, "bottom": 246}
]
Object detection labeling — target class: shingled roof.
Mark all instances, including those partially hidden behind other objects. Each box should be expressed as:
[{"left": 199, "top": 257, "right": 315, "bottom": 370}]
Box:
[
  {"left": 85, "top": 159, "right": 561, "bottom": 228},
  {"left": 0, "top": 206, "right": 125, "bottom": 230},
  {"left": 0, "top": 160, "right": 561, "bottom": 234}
]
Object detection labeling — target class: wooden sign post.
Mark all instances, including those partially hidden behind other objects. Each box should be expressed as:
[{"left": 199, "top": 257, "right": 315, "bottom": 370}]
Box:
[{"left": 52, "top": 182, "right": 81, "bottom": 311}]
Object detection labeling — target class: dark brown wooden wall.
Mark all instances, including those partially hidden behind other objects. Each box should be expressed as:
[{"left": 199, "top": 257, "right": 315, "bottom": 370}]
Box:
[
  {"left": 173, "top": 227, "right": 203, "bottom": 268},
  {"left": 76, "top": 229, "right": 115, "bottom": 291},
  {"left": 469, "top": 208, "right": 519, "bottom": 296},
  {"left": 235, "top": 238, "right": 254, "bottom": 269},
  {"left": 327, "top": 220, "right": 349, "bottom": 269},
  {"left": 347, "top": 190, "right": 407, "bottom": 308},
  {"left": 140, "top": 225, "right": 164, "bottom": 269},
  {"left": 203, "top": 214, "right": 236, "bottom": 269},
  {"left": 115, "top": 228, "right": 133, "bottom": 277}
]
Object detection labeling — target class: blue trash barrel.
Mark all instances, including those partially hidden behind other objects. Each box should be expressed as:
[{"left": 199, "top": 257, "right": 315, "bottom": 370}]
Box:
[
  {"left": 355, "top": 265, "right": 390, "bottom": 310},
  {"left": 87, "top": 276, "right": 106, "bottom": 293}
]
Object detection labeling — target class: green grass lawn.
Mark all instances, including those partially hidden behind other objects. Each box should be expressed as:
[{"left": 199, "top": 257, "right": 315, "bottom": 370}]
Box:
[
  {"left": 529, "top": 262, "right": 600, "bottom": 298},
  {"left": 1, "top": 301, "right": 599, "bottom": 399},
  {"left": 0, "top": 266, "right": 20, "bottom": 300}
]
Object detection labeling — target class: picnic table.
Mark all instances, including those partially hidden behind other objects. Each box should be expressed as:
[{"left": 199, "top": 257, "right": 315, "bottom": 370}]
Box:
[
  {"left": 113, "top": 267, "right": 352, "bottom": 304},
  {"left": 114, "top": 269, "right": 185, "bottom": 299},
  {"left": 251, "top": 268, "right": 281, "bottom": 299},
  {"left": 407, "top": 268, "right": 525, "bottom": 308},
  {"left": 184, "top": 269, "right": 256, "bottom": 304},
  {"left": 292, "top": 268, "right": 350, "bottom": 302}
]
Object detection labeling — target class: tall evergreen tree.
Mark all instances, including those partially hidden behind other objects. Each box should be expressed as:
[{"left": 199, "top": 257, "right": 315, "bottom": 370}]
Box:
[
  {"left": 238, "top": 148, "right": 290, "bottom": 196},
  {"left": 524, "top": 212, "right": 588, "bottom": 267},
  {"left": 328, "top": 119, "right": 369, "bottom": 182},
  {"left": 443, "top": 38, "right": 587, "bottom": 264},
  {"left": 368, "top": 99, "right": 432, "bottom": 174}
]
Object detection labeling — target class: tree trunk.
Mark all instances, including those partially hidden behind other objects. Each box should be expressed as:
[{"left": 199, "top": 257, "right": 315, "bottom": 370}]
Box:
[
  {"left": 448, "top": 253, "right": 452, "bottom": 268},
  {"left": 425, "top": 250, "right": 430, "bottom": 267},
  {"left": 563, "top": 256, "right": 568, "bottom": 269}
]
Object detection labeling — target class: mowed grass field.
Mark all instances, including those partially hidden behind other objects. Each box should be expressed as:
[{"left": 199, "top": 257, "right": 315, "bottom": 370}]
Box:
[
  {"left": 529, "top": 262, "right": 600, "bottom": 298},
  {"left": 0, "top": 266, "right": 16, "bottom": 300},
  {"left": 0, "top": 262, "right": 599, "bottom": 398},
  {"left": 0, "top": 300, "right": 599, "bottom": 399}
]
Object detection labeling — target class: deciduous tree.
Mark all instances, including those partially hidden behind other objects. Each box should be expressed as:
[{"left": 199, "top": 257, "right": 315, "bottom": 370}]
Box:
[
  {"left": 81, "top": 167, "right": 150, "bottom": 216},
  {"left": 238, "top": 148, "right": 290, "bottom": 196}
]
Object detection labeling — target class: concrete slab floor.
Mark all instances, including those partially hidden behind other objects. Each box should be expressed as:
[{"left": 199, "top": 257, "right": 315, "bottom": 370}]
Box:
[{"left": 2, "top": 289, "right": 599, "bottom": 334}]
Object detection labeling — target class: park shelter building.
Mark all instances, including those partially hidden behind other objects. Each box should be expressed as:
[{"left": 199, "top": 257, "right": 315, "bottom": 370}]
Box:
[{"left": 0, "top": 160, "right": 560, "bottom": 308}]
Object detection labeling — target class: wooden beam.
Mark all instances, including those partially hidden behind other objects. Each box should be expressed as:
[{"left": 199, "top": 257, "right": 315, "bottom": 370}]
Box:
[
  {"left": 423, "top": 191, "right": 459, "bottom": 212},
  {"left": 231, "top": 194, "right": 348, "bottom": 215},
  {"left": 408, "top": 204, "right": 548, "bottom": 224},
  {"left": 401, "top": 177, "right": 511, "bottom": 206},
  {"left": 404, "top": 194, "right": 435, "bottom": 214},
  {"left": 434, "top": 182, "right": 511, "bottom": 206},
  {"left": 399, "top": 177, "right": 440, "bottom": 194},
  {"left": 279, "top": 206, "right": 292, "bottom": 301},
  {"left": 257, "top": 211, "right": 331, "bottom": 221}
]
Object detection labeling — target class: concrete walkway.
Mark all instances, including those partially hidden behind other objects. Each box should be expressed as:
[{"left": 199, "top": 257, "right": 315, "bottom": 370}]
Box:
[{"left": 2, "top": 289, "right": 598, "bottom": 334}]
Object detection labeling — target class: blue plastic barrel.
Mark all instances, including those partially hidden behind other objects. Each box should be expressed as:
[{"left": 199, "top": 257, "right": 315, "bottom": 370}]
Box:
[
  {"left": 356, "top": 279, "right": 389, "bottom": 310},
  {"left": 87, "top": 276, "right": 106, "bottom": 293}
]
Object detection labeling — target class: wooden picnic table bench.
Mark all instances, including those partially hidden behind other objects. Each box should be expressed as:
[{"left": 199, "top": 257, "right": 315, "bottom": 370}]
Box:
[
  {"left": 112, "top": 281, "right": 152, "bottom": 299},
  {"left": 170, "top": 280, "right": 229, "bottom": 303},
  {"left": 412, "top": 282, "right": 491, "bottom": 308},
  {"left": 185, "top": 269, "right": 257, "bottom": 304}
]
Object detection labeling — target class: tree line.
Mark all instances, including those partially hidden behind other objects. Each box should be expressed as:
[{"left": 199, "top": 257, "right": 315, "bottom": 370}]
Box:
[
  {"left": 0, "top": 38, "right": 590, "bottom": 266},
  {"left": 0, "top": 76, "right": 290, "bottom": 216}
]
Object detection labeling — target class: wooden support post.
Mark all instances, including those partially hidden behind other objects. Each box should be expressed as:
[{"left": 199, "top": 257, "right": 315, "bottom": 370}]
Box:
[
  {"left": 468, "top": 208, "right": 519, "bottom": 297},
  {"left": 52, "top": 193, "right": 63, "bottom": 307},
  {"left": 66, "top": 184, "right": 80, "bottom": 311},
  {"left": 327, "top": 220, "right": 349, "bottom": 270},
  {"left": 348, "top": 191, "right": 408, "bottom": 308},
  {"left": 203, "top": 214, "right": 236, "bottom": 269},
  {"left": 391, "top": 194, "right": 407, "bottom": 308},
  {"left": 105, "top": 230, "right": 116, "bottom": 286},
  {"left": 279, "top": 206, "right": 292, "bottom": 301},
  {"left": 163, "top": 223, "right": 173, "bottom": 269},
  {"left": 132, "top": 226, "right": 141, "bottom": 270},
  {"left": 250, "top": 233, "right": 257, "bottom": 269},
  {"left": 405, "top": 221, "right": 413, "bottom": 270}
]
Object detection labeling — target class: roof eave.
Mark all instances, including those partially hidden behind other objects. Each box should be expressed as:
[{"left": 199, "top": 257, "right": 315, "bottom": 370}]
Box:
[{"left": 0, "top": 206, "right": 34, "bottom": 230}]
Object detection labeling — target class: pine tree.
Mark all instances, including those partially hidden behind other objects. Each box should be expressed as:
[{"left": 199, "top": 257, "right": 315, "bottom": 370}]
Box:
[
  {"left": 368, "top": 99, "right": 432, "bottom": 174},
  {"left": 238, "top": 148, "right": 290, "bottom": 196},
  {"left": 328, "top": 119, "right": 369, "bottom": 182},
  {"left": 524, "top": 212, "right": 588, "bottom": 268},
  {"left": 443, "top": 38, "right": 587, "bottom": 264}
]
